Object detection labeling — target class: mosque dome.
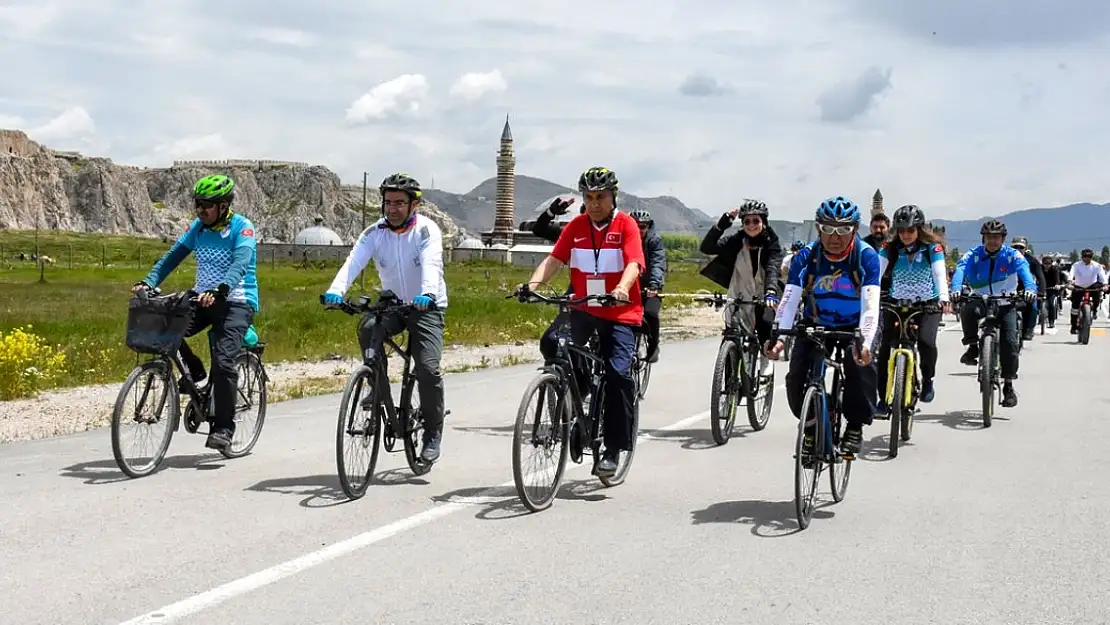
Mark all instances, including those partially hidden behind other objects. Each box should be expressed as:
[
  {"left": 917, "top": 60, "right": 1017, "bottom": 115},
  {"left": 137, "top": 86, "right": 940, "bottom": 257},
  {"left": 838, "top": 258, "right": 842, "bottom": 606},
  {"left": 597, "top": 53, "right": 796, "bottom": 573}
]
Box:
[{"left": 294, "top": 215, "right": 344, "bottom": 245}]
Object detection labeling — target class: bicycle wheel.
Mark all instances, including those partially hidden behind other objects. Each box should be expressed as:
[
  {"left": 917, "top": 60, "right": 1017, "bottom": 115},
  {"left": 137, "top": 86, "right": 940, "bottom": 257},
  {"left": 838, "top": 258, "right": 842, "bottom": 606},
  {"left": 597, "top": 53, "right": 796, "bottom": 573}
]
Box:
[
  {"left": 336, "top": 366, "right": 381, "bottom": 500},
  {"left": 888, "top": 353, "right": 907, "bottom": 458},
  {"left": 512, "top": 372, "right": 571, "bottom": 512},
  {"left": 979, "top": 334, "right": 994, "bottom": 427},
  {"left": 794, "top": 386, "right": 822, "bottom": 530},
  {"left": 599, "top": 394, "right": 639, "bottom": 487},
  {"left": 745, "top": 346, "right": 773, "bottom": 431},
  {"left": 399, "top": 374, "right": 433, "bottom": 477},
  {"left": 635, "top": 332, "right": 652, "bottom": 400},
  {"left": 828, "top": 369, "right": 851, "bottom": 502},
  {"left": 1080, "top": 304, "right": 1092, "bottom": 345},
  {"left": 111, "top": 360, "right": 178, "bottom": 479},
  {"left": 709, "top": 340, "right": 740, "bottom": 445},
  {"left": 220, "top": 351, "right": 267, "bottom": 459}
]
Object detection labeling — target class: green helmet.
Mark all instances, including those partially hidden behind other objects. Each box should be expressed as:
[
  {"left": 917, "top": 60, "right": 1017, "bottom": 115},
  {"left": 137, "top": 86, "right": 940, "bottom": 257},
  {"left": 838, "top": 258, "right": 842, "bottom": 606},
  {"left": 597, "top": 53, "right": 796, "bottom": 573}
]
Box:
[{"left": 193, "top": 175, "right": 235, "bottom": 201}]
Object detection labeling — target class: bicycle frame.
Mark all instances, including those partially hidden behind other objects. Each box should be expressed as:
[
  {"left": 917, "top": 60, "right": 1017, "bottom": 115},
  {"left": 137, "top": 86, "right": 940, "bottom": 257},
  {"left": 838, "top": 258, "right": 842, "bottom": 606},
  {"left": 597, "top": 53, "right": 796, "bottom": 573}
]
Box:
[
  {"left": 881, "top": 299, "right": 939, "bottom": 408},
  {"left": 786, "top": 325, "right": 861, "bottom": 458}
]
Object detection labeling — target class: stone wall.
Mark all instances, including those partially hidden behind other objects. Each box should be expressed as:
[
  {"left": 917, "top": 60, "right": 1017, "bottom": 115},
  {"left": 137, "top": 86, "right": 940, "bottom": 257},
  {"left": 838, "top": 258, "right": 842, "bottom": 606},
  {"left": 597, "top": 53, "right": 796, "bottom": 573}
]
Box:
[{"left": 172, "top": 159, "right": 310, "bottom": 169}]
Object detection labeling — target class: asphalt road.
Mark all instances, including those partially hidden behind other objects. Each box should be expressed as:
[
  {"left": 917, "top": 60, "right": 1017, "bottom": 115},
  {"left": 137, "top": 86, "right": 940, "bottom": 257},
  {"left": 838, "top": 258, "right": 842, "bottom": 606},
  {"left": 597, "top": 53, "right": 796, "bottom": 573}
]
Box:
[{"left": 2, "top": 315, "right": 1108, "bottom": 625}]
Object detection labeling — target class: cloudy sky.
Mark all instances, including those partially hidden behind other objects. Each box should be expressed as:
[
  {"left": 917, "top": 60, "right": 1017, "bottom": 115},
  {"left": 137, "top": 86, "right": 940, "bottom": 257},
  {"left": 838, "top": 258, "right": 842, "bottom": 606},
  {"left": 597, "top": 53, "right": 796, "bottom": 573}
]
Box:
[{"left": 2, "top": 0, "right": 1108, "bottom": 221}]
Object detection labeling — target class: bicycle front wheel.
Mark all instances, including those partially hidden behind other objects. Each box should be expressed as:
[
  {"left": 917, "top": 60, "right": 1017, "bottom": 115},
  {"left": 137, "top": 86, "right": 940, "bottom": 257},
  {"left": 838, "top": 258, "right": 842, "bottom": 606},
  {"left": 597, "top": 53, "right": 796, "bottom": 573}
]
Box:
[
  {"left": 794, "top": 386, "right": 822, "bottom": 530},
  {"left": 709, "top": 340, "right": 740, "bottom": 445},
  {"left": 336, "top": 366, "right": 381, "bottom": 500},
  {"left": 888, "top": 354, "right": 907, "bottom": 458},
  {"left": 512, "top": 372, "right": 571, "bottom": 512},
  {"left": 745, "top": 346, "right": 773, "bottom": 431},
  {"left": 1080, "top": 304, "right": 1092, "bottom": 345},
  {"left": 979, "top": 334, "right": 995, "bottom": 427},
  {"left": 111, "top": 360, "right": 178, "bottom": 479}
]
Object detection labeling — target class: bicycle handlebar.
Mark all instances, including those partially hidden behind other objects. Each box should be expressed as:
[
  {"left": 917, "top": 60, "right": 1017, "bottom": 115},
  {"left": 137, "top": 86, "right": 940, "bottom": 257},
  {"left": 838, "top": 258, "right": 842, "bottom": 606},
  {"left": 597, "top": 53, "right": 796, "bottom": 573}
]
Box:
[
  {"left": 880, "top": 297, "right": 942, "bottom": 314},
  {"left": 689, "top": 292, "right": 764, "bottom": 309},
  {"left": 506, "top": 285, "right": 627, "bottom": 307},
  {"left": 320, "top": 290, "right": 434, "bottom": 316}
]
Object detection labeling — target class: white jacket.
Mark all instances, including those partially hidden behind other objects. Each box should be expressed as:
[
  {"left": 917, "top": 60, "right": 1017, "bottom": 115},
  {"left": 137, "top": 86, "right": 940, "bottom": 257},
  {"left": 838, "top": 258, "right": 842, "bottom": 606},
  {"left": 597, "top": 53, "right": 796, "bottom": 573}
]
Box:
[
  {"left": 326, "top": 214, "right": 448, "bottom": 308},
  {"left": 1069, "top": 260, "right": 1107, "bottom": 289}
]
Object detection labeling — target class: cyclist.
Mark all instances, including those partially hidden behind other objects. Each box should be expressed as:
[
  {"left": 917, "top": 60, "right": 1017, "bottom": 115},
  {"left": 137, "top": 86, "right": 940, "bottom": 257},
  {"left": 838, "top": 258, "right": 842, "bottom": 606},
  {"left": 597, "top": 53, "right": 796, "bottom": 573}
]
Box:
[
  {"left": 863, "top": 212, "right": 889, "bottom": 250},
  {"left": 520, "top": 166, "right": 644, "bottom": 477},
  {"left": 781, "top": 240, "right": 805, "bottom": 283},
  {"left": 322, "top": 173, "right": 448, "bottom": 464},
  {"left": 949, "top": 219, "right": 1037, "bottom": 407},
  {"left": 132, "top": 174, "right": 258, "bottom": 451},
  {"left": 699, "top": 199, "right": 785, "bottom": 376},
  {"left": 628, "top": 209, "right": 666, "bottom": 363},
  {"left": 874, "top": 204, "right": 951, "bottom": 413},
  {"left": 767, "top": 196, "right": 881, "bottom": 456},
  {"left": 1067, "top": 248, "right": 1107, "bottom": 334},
  {"left": 1041, "top": 254, "right": 1068, "bottom": 329},
  {"left": 1010, "top": 236, "right": 1046, "bottom": 341}
]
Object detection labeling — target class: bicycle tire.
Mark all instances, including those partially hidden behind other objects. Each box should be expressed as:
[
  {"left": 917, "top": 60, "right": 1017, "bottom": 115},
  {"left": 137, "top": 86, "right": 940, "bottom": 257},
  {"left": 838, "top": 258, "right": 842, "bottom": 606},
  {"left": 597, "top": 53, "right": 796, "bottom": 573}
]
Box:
[
  {"left": 399, "top": 373, "right": 433, "bottom": 476},
  {"left": 635, "top": 333, "right": 652, "bottom": 400},
  {"left": 901, "top": 358, "right": 916, "bottom": 443},
  {"left": 599, "top": 395, "right": 639, "bottom": 488},
  {"left": 1080, "top": 304, "right": 1092, "bottom": 345},
  {"left": 828, "top": 367, "right": 851, "bottom": 503},
  {"left": 746, "top": 346, "right": 773, "bottom": 431},
  {"left": 979, "top": 334, "right": 994, "bottom": 427},
  {"left": 111, "top": 360, "right": 178, "bottom": 479},
  {"left": 794, "top": 386, "right": 822, "bottom": 530},
  {"left": 220, "top": 351, "right": 268, "bottom": 459},
  {"left": 512, "top": 372, "right": 571, "bottom": 511},
  {"left": 888, "top": 354, "right": 906, "bottom": 458},
  {"left": 709, "top": 340, "right": 740, "bottom": 445},
  {"left": 335, "top": 366, "right": 381, "bottom": 500}
]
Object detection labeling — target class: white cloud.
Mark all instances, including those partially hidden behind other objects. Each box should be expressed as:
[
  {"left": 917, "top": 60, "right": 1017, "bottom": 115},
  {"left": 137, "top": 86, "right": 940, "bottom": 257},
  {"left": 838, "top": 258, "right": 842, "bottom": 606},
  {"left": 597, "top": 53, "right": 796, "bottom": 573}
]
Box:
[
  {"left": 450, "top": 70, "right": 508, "bottom": 101},
  {"left": 1, "top": 0, "right": 1109, "bottom": 224},
  {"left": 346, "top": 74, "right": 429, "bottom": 123},
  {"left": 0, "top": 114, "right": 26, "bottom": 128}
]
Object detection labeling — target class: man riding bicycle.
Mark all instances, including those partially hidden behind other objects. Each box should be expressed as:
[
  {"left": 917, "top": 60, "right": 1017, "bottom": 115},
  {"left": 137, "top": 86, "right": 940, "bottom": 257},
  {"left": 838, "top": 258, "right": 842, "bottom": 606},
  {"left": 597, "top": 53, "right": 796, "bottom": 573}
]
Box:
[
  {"left": 767, "top": 196, "right": 881, "bottom": 456},
  {"left": 133, "top": 174, "right": 258, "bottom": 451},
  {"left": 1010, "top": 236, "right": 1046, "bottom": 341},
  {"left": 628, "top": 209, "right": 666, "bottom": 363},
  {"left": 699, "top": 199, "right": 785, "bottom": 377},
  {"left": 1067, "top": 248, "right": 1107, "bottom": 334},
  {"left": 781, "top": 240, "right": 804, "bottom": 283},
  {"left": 520, "top": 166, "right": 644, "bottom": 477},
  {"left": 323, "top": 173, "right": 448, "bottom": 464},
  {"left": 949, "top": 219, "right": 1037, "bottom": 407},
  {"left": 1041, "top": 254, "right": 1068, "bottom": 329}
]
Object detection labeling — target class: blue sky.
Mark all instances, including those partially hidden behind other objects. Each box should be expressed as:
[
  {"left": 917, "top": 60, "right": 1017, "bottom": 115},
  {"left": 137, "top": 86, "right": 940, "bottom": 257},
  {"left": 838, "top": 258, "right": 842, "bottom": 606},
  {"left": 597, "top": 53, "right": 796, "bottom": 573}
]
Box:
[{"left": 2, "top": 0, "right": 1108, "bottom": 221}]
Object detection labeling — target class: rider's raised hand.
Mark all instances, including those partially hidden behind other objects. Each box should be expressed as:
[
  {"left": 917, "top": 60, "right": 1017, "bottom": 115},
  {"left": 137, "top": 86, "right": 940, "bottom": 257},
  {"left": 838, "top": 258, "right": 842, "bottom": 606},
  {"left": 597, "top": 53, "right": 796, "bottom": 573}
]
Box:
[{"left": 547, "top": 197, "right": 575, "bottom": 216}]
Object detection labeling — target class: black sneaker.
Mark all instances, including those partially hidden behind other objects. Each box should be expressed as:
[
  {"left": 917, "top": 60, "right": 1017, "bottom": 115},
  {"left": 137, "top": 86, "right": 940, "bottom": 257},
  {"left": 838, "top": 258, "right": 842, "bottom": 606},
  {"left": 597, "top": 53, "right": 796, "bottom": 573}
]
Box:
[
  {"left": 960, "top": 346, "right": 979, "bottom": 366},
  {"left": 1001, "top": 384, "right": 1018, "bottom": 408},
  {"left": 841, "top": 427, "right": 863, "bottom": 456},
  {"left": 646, "top": 346, "right": 660, "bottom": 363},
  {"left": 420, "top": 427, "right": 442, "bottom": 463},
  {"left": 206, "top": 427, "right": 233, "bottom": 450},
  {"left": 595, "top": 450, "right": 619, "bottom": 476}
]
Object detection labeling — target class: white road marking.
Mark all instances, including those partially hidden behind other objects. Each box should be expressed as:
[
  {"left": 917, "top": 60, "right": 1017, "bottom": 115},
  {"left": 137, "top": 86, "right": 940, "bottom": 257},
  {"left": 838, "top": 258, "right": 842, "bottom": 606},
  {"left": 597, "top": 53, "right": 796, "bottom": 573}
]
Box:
[{"left": 116, "top": 408, "right": 717, "bottom": 625}]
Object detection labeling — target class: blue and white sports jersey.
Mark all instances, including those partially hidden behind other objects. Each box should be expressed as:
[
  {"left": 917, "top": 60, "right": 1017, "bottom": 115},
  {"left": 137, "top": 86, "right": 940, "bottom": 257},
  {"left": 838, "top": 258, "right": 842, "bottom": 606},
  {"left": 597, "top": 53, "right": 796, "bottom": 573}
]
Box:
[
  {"left": 787, "top": 240, "right": 882, "bottom": 327},
  {"left": 175, "top": 214, "right": 259, "bottom": 310},
  {"left": 879, "top": 242, "right": 948, "bottom": 302}
]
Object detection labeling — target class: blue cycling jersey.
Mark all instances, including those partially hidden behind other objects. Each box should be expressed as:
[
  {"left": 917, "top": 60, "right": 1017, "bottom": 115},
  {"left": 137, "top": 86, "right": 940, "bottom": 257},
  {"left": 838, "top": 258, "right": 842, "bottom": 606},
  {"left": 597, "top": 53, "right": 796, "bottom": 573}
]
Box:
[
  {"left": 787, "top": 238, "right": 882, "bottom": 327},
  {"left": 144, "top": 213, "right": 259, "bottom": 311}
]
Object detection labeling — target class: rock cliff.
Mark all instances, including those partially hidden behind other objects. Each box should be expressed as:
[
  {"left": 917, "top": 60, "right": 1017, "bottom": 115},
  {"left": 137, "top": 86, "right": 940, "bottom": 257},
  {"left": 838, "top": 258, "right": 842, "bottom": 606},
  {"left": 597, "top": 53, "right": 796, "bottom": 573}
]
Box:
[{"left": 0, "top": 129, "right": 466, "bottom": 244}]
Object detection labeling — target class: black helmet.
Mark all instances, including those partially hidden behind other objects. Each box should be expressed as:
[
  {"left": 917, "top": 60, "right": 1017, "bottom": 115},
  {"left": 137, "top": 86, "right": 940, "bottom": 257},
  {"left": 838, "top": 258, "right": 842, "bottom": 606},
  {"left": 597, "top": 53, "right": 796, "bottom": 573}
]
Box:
[
  {"left": 578, "top": 167, "right": 619, "bottom": 193},
  {"left": 1011, "top": 236, "right": 1029, "bottom": 250},
  {"left": 892, "top": 204, "right": 925, "bottom": 229},
  {"left": 629, "top": 209, "right": 651, "bottom": 224},
  {"left": 737, "top": 199, "right": 768, "bottom": 219},
  {"left": 1082, "top": 248, "right": 1094, "bottom": 257},
  {"left": 980, "top": 219, "right": 1007, "bottom": 236},
  {"left": 379, "top": 173, "right": 422, "bottom": 200}
]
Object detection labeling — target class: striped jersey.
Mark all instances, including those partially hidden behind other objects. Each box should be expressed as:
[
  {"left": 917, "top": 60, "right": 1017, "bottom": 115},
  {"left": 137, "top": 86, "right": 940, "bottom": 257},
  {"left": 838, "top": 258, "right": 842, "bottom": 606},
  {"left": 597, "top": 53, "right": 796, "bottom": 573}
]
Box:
[{"left": 550, "top": 211, "right": 645, "bottom": 324}]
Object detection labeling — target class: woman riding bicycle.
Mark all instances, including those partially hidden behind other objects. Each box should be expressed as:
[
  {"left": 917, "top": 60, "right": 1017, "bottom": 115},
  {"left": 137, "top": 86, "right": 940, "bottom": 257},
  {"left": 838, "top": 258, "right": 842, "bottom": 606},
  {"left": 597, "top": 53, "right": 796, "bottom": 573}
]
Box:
[{"left": 875, "top": 204, "right": 952, "bottom": 413}]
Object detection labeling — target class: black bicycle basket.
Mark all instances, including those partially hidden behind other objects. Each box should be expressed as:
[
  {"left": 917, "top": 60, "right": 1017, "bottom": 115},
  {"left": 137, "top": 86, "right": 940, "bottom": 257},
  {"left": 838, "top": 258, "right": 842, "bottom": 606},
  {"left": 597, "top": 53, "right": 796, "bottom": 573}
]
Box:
[{"left": 125, "top": 293, "right": 193, "bottom": 355}]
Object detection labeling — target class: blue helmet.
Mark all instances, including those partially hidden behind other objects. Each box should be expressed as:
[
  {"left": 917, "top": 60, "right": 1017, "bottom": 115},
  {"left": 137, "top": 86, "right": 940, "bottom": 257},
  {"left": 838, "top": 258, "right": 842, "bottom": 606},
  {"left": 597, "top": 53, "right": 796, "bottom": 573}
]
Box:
[{"left": 816, "top": 196, "right": 861, "bottom": 224}]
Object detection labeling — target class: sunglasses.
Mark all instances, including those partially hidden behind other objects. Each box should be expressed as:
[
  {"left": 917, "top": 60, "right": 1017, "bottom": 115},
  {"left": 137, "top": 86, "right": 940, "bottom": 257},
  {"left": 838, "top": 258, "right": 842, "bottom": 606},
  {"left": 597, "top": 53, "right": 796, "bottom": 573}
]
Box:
[
  {"left": 742, "top": 217, "right": 762, "bottom": 226},
  {"left": 194, "top": 199, "right": 221, "bottom": 211},
  {"left": 816, "top": 223, "right": 855, "bottom": 235},
  {"left": 383, "top": 199, "right": 410, "bottom": 208}
]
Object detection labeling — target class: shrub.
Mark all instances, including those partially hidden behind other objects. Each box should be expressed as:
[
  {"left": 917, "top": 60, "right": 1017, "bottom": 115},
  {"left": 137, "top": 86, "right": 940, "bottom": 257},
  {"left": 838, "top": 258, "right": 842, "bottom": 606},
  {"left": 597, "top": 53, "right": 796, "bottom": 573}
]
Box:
[{"left": 0, "top": 326, "right": 67, "bottom": 400}]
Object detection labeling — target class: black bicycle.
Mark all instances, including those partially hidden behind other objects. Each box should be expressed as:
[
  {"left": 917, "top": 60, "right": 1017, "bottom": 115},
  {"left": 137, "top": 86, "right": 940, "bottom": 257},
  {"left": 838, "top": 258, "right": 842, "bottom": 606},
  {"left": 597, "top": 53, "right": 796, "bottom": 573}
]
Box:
[
  {"left": 112, "top": 288, "right": 268, "bottom": 478},
  {"left": 1043, "top": 284, "right": 1066, "bottom": 330},
  {"left": 507, "top": 286, "right": 641, "bottom": 512},
  {"left": 961, "top": 292, "right": 1024, "bottom": 427},
  {"left": 775, "top": 324, "right": 860, "bottom": 530},
  {"left": 694, "top": 292, "right": 774, "bottom": 445},
  {"left": 879, "top": 297, "right": 941, "bottom": 458},
  {"left": 634, "top": 293, "right": 653, "bottom": 400},
  {"left": 322, "top": 291, "right": 447, "bottom": 500}
]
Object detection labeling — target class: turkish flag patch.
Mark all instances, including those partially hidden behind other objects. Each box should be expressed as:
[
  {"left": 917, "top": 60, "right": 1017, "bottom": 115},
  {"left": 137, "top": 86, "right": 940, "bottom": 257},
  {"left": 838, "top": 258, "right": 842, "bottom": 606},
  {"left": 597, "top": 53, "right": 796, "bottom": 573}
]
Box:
[
  {"left": 605, "top": 231, "right": 622, "bottom": 245},
  {"left": 242, "top": 228, "right": 255, "bottom": 237},
  {"left": 932, "top": 244, "right": 943, "bottom": 254}
]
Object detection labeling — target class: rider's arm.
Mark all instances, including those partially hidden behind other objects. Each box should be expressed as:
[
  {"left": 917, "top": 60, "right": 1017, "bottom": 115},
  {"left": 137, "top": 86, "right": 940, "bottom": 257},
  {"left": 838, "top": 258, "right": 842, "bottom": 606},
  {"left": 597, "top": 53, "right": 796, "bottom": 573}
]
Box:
[
  {"left": 698, "top": 220, "right": 735, "bottom": 255},
  {"left": 1031, "top": 257, "right": 1046, "bottom": 295},
  {"left": 326, "top": 227, "right": 378, "bottom": 296},
  {"left": 877, "top": 246, "right": 889, "bottom": 278},
  {"left": 530, "top": 217, "right": 575, "bottom": 285},
  {"left": 141, "top": 222, "right": 197, "bottom": 287},
  {"left": 218, "top": 219, "right": 256, "bottom": 293},
  {"left": 950, "top": 249, "right": 972, "bottom": 293},
  {"left": 645, "top": 231, "right": 667, "bottom": 290},
  {"left": 530, "top": 210, "right": 563, "bottom": 244},
  {"left": 417, "top": 220, "right": 445, "bottom": 298},
  {"left": 773, "top": 246, "right": 808, "bottom": 331},
  {"left": 929, "top": 244, "right": 950, "bottom": 302},
  {"left": 858, "top": 247, "right": 882, "bottom": 347},
  {"left": 1013, "top": 251, "right": 1038, "bottom": 292},
  {"left": 618, "top": 215, "right": 645, "bottom": 293},
  {"left": 762, "top": 238, "right": 784, "bottom": 297}
]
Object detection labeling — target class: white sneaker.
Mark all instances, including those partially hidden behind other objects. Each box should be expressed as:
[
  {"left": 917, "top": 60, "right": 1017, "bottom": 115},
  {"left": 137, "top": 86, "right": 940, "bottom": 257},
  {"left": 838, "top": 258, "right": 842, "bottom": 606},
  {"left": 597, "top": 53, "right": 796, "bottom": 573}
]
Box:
[{"left": 760, "top": 358, "right": 774, "bottom": 377}]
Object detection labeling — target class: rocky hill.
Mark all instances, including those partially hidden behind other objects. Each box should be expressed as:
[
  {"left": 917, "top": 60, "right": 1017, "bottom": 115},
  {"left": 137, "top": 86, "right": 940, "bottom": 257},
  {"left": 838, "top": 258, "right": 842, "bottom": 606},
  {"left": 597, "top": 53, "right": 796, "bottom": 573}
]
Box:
[
  {"left": 425, "top": 174, "right": 718, "bottom": 235},
  {"left": 0, "top": 130, "right": 466, "bottom": 245}
]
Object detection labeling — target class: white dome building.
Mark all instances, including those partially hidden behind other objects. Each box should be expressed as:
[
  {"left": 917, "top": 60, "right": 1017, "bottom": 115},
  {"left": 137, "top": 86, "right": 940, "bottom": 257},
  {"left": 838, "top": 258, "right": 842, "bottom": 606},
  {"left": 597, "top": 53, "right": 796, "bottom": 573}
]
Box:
[{"left": 294, "top": 215, "right": 344, "bottom": 246}]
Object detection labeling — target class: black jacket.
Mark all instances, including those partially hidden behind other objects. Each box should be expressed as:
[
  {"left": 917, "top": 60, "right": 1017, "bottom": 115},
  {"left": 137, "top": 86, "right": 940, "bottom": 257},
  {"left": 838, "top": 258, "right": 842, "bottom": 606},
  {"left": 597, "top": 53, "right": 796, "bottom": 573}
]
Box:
[
  {"left": 1019, "top": 250, "right": 1046, "bottom": 295},
  {"left": 1043, "top": 265, "right": 1067, "bottom": 289},
  {"left": 699, "top": 222, "right": 784, "bottom": 295},
  {"left": 531, "top": 209, "right": 564, "bottom": 243},
  {"left": 532, "top": 210, "right": 666, "bottom": 290}
]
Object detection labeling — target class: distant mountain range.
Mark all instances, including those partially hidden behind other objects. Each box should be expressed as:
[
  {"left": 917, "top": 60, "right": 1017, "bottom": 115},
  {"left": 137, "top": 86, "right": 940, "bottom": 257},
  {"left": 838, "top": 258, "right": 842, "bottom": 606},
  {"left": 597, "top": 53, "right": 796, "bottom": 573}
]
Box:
[{"left": 931, "top": 203, "right": 1110, "bottom": 253}]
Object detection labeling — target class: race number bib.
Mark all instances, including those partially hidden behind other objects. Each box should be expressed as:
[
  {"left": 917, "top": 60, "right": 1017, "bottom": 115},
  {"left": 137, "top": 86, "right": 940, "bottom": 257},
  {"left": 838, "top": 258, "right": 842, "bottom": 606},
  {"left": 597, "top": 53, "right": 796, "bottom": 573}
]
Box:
[{"left": 586, "top": 276, "right": 606, "bottom": 306}]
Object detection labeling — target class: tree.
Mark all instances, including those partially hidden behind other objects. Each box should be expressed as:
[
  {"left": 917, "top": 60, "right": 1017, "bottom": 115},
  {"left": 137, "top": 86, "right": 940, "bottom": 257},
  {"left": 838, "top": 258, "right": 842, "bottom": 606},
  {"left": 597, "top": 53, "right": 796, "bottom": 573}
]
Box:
[
  {"left": 1100, "top": 246, "right": 1110, "bottom": 267},
  {"left": 1070, "top": 249, "right": 1080, "bottom": 262}
]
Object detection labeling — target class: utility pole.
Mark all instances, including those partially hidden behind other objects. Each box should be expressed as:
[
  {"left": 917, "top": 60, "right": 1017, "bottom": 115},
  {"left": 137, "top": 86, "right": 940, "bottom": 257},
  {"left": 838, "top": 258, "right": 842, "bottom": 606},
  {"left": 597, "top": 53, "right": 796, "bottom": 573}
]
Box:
[{"left": 359, "top": 171, "right": 367, "bottom": 292}]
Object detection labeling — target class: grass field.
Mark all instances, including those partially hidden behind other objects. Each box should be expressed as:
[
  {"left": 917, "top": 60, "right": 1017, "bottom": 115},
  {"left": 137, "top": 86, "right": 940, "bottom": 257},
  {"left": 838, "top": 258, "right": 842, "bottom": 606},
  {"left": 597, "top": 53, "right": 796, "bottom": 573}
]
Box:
[{"left": 0, "top": 231, "right": 718, "bottom": 395}]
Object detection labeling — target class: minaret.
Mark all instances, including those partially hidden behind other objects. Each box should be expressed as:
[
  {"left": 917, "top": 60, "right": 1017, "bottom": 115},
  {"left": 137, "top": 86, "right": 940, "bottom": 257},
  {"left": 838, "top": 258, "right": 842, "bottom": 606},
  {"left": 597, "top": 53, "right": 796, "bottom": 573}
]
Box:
[
  {"left": 491, "top": 114, "right": 516, "bottom": 246},
  {"left": 872, "top": 188, "right": 884, "bottom": 217}
]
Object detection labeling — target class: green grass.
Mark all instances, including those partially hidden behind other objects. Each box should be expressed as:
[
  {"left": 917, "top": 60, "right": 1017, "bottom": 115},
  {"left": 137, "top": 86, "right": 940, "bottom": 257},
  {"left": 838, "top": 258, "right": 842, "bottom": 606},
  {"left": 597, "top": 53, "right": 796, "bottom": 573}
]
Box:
[{"left": 0, "top": 233, "right": 718, "bottom": 391}]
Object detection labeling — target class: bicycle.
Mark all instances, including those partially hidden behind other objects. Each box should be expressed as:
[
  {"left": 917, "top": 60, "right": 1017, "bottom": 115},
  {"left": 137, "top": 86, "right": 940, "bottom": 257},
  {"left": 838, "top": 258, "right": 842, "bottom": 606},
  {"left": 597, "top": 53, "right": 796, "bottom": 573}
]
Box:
[
  {"left": 507, "top": 286, "right": 641, "bottom": 512},
  {"left": 693, "top": 292, "right": 774, "bottom": 445},
  {"left": 322, "top": 290, "right": 447, "bottom": 500},
  {"left": 633, "top": 288, "right": 655, "bottom": 400},
  {"left": 775, "top": 324, "right": 861, "bottom": 530},
  {"left": 961, "top": 292, "right": 1023, "bottom": 427},
  {"left": 879, "top": 297, "right": 941, "bottom": 458},
  {"left": 111, "top": 288, "right": 268, "bottom": 478},
  {"left": 1072, "top": 285, "right": 1102, "bottom": 345},
  {"left": 1043, "top": 285, "right": 1066, "bottom": 330}
]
